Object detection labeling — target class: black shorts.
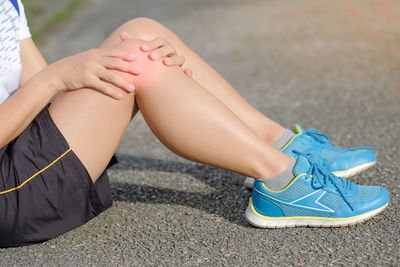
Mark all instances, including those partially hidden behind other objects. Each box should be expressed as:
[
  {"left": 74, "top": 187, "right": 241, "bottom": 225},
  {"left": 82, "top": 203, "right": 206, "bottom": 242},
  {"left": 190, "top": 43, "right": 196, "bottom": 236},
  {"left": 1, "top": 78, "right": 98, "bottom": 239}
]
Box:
[{"left": 0, "top": 106, "right": 115, "bottom": 248}]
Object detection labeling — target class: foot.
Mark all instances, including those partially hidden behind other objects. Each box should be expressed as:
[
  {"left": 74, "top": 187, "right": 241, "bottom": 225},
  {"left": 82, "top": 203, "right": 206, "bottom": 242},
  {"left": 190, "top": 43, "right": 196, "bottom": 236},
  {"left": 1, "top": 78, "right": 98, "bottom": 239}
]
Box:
[
  {"left": 245, "top": 155, "right": 389, "bottom": 228},
  {"left": 244, "top": 124, "right": 376, "bottom": 189}
]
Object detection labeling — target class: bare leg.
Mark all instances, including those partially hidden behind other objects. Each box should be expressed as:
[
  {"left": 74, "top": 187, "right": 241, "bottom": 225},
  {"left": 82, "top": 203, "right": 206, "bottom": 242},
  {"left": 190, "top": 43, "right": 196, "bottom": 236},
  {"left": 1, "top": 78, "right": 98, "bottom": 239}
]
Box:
[
  {"left": 49, "top": 35, "right": 289, "bottom": 182},
  {"left": 110, "top": 18, "right": 286, "bottom": 144}
]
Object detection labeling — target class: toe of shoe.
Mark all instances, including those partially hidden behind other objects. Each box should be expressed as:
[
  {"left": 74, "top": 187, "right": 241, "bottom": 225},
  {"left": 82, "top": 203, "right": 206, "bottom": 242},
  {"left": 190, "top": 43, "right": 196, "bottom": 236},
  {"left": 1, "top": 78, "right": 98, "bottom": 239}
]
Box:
[
  {"left": 336, "top": 186, "right": 389, "bottom": 217},
  {"left": 355, "top": 186, "right": 389, "bottom": 213}
]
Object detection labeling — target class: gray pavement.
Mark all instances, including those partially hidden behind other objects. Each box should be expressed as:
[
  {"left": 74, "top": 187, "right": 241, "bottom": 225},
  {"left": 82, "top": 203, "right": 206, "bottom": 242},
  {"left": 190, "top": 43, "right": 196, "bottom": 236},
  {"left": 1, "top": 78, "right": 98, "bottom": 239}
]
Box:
[{"left": 1, "top": 0, "right": 400, "bottom": 265}]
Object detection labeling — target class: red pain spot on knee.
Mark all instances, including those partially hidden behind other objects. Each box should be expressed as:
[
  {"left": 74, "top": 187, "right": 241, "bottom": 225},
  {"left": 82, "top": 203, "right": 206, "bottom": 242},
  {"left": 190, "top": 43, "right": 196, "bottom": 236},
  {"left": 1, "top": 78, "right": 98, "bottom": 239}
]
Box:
[
  {"left": 121, "top": 49, "right": 165, "bottom": 90},
  {"left": 135, "top": 64, "right": 163, "bottom": 90}
]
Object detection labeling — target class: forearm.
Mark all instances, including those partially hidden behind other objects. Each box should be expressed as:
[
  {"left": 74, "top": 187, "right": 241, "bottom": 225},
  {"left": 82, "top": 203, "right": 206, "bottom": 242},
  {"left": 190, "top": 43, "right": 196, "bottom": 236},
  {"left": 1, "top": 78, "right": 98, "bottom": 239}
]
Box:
[
  {"left": 0, "top": 39, "right": 150, "bottom": 148},
  {"left": 0, "top": 67, "right": 59, "bottom": 148}
]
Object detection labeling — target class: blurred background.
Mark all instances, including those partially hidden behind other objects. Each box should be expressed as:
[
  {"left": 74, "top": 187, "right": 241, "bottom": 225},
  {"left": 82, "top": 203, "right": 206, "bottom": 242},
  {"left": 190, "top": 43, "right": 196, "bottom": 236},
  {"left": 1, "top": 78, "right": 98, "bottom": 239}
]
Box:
[{"left": 3, "top": 0, "right": 399, "bottom": 265}]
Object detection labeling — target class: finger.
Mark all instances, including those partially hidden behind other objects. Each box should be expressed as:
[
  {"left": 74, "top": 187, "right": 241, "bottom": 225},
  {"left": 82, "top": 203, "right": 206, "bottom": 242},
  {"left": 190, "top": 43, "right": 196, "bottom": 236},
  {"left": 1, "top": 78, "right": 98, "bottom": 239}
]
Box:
[
  {"left": 140, "top": 37, "right": 167, "bottom": 52},
  {"left": 101, "top": 57, "right": 132, "bottom": 73},
  {"left": 100, "top": 57, "right": 142, "bottom": 75},
  {"left": 149, "top": 44, "right": 175, "bottom": 60},
  {"left": 119, "top": 31, "right": 134, "bottom": 41},
  {"left": 184, "top": 68, "right": 193, "bottom": 77},
  {"left": 100, "top": 47, "right": 137, "bottom": 62},
  {"left": 97, "top": 68, "right": 136, "bottom": 93},
  {"left": 92, "top": 77, "right": 125, "bottom": 100},
  {"left": 163, "top": 54, "right": 185, "bottom": 66}
]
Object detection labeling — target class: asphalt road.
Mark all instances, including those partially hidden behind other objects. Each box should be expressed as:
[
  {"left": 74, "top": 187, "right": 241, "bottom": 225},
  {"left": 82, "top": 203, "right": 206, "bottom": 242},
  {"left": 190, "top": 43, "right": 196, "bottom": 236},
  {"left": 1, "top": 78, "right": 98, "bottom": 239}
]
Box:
[{"left": 1, "top": 0, "right": 400, "bottom": 265}]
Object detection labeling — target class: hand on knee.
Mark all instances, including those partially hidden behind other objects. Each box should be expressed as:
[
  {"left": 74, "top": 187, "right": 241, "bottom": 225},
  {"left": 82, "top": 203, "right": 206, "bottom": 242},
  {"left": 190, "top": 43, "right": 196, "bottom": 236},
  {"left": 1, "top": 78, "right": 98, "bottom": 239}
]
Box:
[
  {"left": 110, "top": 38, "right": 185, "bottom": 94},
  {"left": 119, "top": 33, "right": 192, "bottom": 77}
]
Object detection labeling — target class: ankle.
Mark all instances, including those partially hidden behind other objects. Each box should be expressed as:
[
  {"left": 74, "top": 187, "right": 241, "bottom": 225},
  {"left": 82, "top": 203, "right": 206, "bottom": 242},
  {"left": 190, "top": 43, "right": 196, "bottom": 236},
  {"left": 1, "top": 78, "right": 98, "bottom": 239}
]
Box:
[
  {"left": 251, "top": 153, "right": 291, "bottom": 179},
  {"left": 270, "top": 153, "right": 291, "bottom": 177},
  {"left": 262, "top": 156, "right": 296, "bottom": 191},
  {"left": 262, "top": 124, "right": 286, "bottom": 145}
]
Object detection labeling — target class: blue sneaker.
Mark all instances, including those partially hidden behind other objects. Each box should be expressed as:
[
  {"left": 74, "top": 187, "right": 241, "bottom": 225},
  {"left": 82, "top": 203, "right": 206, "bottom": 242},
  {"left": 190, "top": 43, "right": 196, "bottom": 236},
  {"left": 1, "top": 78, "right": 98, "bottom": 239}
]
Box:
[
  {"left": 243, "top": 124, "right": 376, "bottom": 189},
  {"left": 245, "top": 156, "right": 389, "bottom": 228}
]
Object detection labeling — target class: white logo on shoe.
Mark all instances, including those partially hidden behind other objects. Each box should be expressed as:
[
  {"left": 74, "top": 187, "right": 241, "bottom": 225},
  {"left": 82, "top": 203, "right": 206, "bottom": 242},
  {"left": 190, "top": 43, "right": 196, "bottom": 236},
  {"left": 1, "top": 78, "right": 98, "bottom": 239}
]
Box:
[{"left": 254, "top": 188, "right": 335, "bottom": 213}]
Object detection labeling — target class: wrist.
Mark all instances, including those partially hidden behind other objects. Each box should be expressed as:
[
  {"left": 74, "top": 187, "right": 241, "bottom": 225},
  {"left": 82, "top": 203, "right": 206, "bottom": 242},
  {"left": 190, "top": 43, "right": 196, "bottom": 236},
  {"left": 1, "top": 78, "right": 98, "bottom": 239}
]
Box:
[
  {"left": 45, "top": 62, "right": 65, "bottom": 93},
  {"left": 23, "top": 64, "right": 63, "bottom": 103}
]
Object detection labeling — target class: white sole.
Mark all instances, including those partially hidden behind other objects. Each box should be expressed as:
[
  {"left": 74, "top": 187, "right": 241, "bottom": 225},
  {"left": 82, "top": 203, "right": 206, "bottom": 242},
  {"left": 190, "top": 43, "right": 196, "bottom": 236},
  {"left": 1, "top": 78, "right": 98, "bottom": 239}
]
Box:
[
  {"left": 245, "top": 201, "right": 388, "bottom": 228},
  {"left": 332, "top": 161, "right": 376, "bottom": 178},
  {"left": 243, "top": 161, "right": 376, "bottom": 190}
]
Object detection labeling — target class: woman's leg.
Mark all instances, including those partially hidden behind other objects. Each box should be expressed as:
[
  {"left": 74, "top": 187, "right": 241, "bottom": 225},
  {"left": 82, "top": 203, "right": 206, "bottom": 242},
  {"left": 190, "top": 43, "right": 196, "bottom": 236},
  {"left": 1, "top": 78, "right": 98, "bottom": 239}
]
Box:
[
  {"left": 110, "top": 18, "right": 286, "bottom": 144},
  {"left": 49, "top": 36, "right": 289, "bottom": 182}
]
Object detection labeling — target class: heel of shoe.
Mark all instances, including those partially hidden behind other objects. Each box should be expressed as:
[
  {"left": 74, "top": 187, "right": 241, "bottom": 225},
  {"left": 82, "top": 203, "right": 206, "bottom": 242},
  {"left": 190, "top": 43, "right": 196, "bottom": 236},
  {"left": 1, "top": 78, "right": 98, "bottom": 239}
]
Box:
[{"left": 245, "top": 197, "right": 285, "bottom": 228}]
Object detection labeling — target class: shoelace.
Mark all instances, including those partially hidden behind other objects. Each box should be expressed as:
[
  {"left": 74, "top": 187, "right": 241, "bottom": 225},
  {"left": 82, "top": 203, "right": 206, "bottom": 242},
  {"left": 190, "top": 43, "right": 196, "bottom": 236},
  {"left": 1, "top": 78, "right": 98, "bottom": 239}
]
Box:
[
  {"left": 303, "top": 128, "right": 330, "bottom": 144},
  {"left": 302, "top": 128, "right": 375, "bottom": 151},
  {"left": 307, "top": 163, "right": 354, "bottom": 210},
  {"left": 293, "top": 151, "right": 354, "bottom": 210}
]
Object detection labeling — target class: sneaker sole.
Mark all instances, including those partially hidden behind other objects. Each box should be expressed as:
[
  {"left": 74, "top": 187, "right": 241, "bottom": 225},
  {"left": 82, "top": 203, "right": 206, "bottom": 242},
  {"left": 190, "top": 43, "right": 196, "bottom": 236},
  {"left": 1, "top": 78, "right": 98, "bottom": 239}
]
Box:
[
  {"left": 245, "top": 198, "right": 388, "bottom": 228},
  {"left": 332, "top": 161, "right": 376, "bottom": 179},
  {"left": 243, "top": 161, "right": 376, "bottom": 190}
]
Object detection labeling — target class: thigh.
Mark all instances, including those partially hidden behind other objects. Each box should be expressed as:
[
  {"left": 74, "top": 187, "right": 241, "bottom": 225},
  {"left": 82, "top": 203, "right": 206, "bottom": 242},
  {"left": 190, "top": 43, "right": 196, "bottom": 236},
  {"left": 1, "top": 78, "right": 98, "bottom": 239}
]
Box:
[
  {"left": 49, "top": 32, "right": 140, "bottom": 181},
  {"left": 49, "top": 87, "right": 138, "bottom": 181}
]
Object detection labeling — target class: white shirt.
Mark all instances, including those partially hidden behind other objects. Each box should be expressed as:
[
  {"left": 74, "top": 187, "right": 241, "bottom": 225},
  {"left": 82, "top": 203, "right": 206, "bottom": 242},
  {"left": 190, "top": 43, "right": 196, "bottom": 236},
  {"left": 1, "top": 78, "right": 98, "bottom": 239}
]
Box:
[{"left": 0, "top": 0, "right": 31, "bottom": 104}]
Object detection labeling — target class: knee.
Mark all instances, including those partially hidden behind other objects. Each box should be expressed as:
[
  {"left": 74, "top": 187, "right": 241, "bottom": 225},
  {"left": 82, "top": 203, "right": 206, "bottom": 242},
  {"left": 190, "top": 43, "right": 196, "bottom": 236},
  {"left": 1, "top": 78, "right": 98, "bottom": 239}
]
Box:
[
  {"left": 120, "top": 17, "right": 171, "bottom": 40},
  {"left": 112, "top": 39, "right": 172, "bottom": 92}
]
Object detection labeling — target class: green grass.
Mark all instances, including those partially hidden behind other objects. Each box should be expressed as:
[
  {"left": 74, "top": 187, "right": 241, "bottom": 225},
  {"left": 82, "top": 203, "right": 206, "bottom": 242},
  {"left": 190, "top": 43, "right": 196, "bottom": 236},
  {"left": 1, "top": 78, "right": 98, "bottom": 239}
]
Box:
[{"left": 23, "top": 0, "right": 80, "bottom": 40}]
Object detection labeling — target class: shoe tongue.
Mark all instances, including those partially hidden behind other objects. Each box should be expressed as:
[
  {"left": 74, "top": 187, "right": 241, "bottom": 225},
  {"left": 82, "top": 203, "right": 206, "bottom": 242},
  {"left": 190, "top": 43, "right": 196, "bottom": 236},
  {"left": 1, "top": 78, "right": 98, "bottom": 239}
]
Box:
[
  {"left": 293, "top": 123, "right": 304, "bottom": 135},
  {"left": 292, "top": 155, "right": 311, "bottom": 176}
]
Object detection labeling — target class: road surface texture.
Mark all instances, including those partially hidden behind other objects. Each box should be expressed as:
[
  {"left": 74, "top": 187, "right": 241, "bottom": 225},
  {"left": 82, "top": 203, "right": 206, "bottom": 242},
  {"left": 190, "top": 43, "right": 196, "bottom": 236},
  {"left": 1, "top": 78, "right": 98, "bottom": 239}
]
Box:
[{"left": 1, "top": 0, "right": 399, "bottom": 265}]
